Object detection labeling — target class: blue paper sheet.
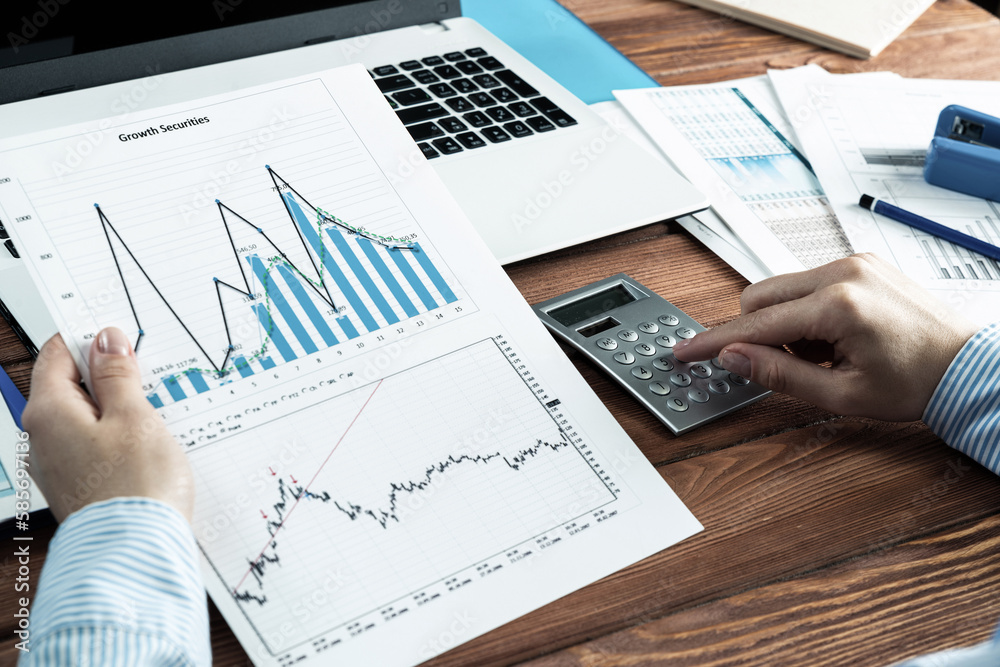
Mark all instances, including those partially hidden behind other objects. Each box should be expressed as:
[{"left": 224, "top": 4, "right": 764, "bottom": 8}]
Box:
[{"left": 463, "top": 0, "right": 658, "bottom": 104}]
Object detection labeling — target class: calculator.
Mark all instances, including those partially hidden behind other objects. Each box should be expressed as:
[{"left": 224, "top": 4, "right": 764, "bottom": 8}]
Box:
[{"left": 533, "top": 274, "right": 771, "bottom": 435}]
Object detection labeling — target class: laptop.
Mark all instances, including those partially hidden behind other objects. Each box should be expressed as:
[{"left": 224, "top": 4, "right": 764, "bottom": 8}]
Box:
[{"left": 0, "top": 0, "right": 706, "bottom": 352}]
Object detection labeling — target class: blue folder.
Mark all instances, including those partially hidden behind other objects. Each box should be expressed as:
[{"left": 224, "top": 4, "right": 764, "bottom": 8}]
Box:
[{"left": 463, "top": 0, "right": 658, "bottom": 104}]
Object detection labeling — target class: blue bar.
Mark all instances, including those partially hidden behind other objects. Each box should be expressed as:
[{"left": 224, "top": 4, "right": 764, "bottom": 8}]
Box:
[
  {"left": 337, "top": 315, "right": 359, "bottom": 339},
  {"left": 357, "top": 238, "right": 418, "bottom": 317},
  {"left": 233, "top": 355, "right": 254, "bottom": 378},
  {"left": 283, "top": 193, "right": 378, "bottom": 332},
  {"left": 147, "top": 394, "right": 164, "bottom": 409},
  {"left": 249, "top": 255, "right": 318, "bottom": 355},
  {"left": 254, "top": 304, "right": 297, "bottom": 362},
  {"left": 388, "top": 247, "right": 438, "bottom": 311},
  {"left": 276, "top": 264, "right": 339, "bottom": 347},
  {"left": 187, "top": 371, "right": 210, "bottom": 394},
  {"left": 164, "top": 376, "right": 186, "bottom": 401},
  {"left": 413, "top": 242, "right": 457, "bottom": 303},
  {"left": 260, "top": 356, "right": 276, "bottom": 370},
  {"left": 325, "top": 226, "right": 399, "bottom": 325}
]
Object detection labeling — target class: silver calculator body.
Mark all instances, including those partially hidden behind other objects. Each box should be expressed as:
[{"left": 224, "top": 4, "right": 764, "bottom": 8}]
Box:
[{"left": 533, "top": 274, "right": 771, "bottom": 435}]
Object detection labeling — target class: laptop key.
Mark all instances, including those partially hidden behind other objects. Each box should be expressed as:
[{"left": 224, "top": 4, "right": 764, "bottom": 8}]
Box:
[
  {"left": 446, "top": 97, "right": 475, "bottom": 113},
  {"left": 495, "top": 70, "right": 539, "bottom": 97},
  {"left": 413, "top": 70, "right": 440, "bottom": 85},
  {"left": 375, "top": 74, "right": 415, "bottom": 93},
  {"left": 529, "top": 97, "right": 578, "bottom": 127},
  {"left": 384, "top": 96, "right": 399, "bottom": 110},
  {"left": 407, "top": 121, "right": 445, "bottom": 141},
  {"left": 418, "top": 142, "right": 440, "bottom": 159},
  {"left": 456, "top": 132, "right": 487, "bottom": 149},
  {"left": 444, "top": 51, "right": 467, "bottom": 61},
  {"left": 463, "top": 111, "right": 492, "bottom": 128},
  {"left": 399, "top": 60, "right": 423, "bottom": 70},
  {"left": 470, "top": 76, "right": 498, "bottom": 91},
  {"left": 456, "top": 61, "right": 483, "bottom": 75},
  {"left": 481, "top": 126, "right": 512, "bottom": 143},
  {"left": 504, "top": 121, "right": 534, "bottom": 138},
  {"left": 5, "top": 239, "right": 19, "bottom": 258},
  {"left": 428, "top": 83, "right": 457, "bottom": 98},
  {"left": 486, "top": 106, "right": 515, "bottom": 123},
  {"left": 465, "top": 47, "right": 488, "bottom": 58},
  {"left": 439, "top": 117, "right": 468, "bottom": 133},
  {"left": 509, "top": 101, "right": 537, "bottom": 117},
  {"left": 422, "top": 55, "right": 445, "bottom": 66},
  {"left": 526, "top": 116, "right": 557, "bottom": 132},
  {"left": 468, "top": 92, "right": 497, "bottom": 107},
  {"left": 433, "top": 65, "right": 461, "bottom": 79},
  {"left": 397, "top": 103, "right": 449, "bottom": 125},
  {"left": 477, "top": 56, "right": 504, "bottom": 70},
  {"left": 373, "top": 65, "right": 399, "bottom": 76},
  {"left": 453, "top": 78, "right": 478, "bottom": 94},
  {"left": 491, "top": 87, "right": 517, "bottom": 104},
  {"left": 431, "top": 136, "right": 464, "bottom": 154},
  {"left": 0, "top": 219, "right": 8, "bottom": 239},
  {"left": 393, "top": 89, "right": 432, "bottom": 106}
]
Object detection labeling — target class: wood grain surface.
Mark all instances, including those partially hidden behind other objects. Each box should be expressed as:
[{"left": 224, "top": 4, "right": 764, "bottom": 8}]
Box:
[{"left": 3, "top": 1, "right": 1000, "bottom": 666}]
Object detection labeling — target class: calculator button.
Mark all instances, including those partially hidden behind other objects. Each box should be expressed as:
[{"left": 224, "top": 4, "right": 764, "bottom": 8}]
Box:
[
  {"left": 675, "top": 327, "right": 697, "bottom": 339},
  {"left": 669, "top": 372, "right": 692, "bottom": 387},
  {"left": 729, "top": 373, "right": 750, "bottom": 386},
  {"left": 711, "top": 357, "right": 725, "bottom": 369},
  {"left": 667, "top": 396, "right": 689, "bottom": 412},
  {"left": 634, "top": 343, "right": 656, "bottom": 357},
  {"left": 659, "top": 314, "right": 680, "bottom": 326},
  {"left": 596, "top": 337, "right": 618, "bottom": 351},
  {"left": 687, "top": 389, "right": 710, "bottom": 403},
  {"left": 617, "top": 330, "right": 639, "bottom": 342},
  {"left": 614, "top": 352, "right": 635, "bottom": 365},
  {"left": 631, "top": 366, "right": 653, "bottom": 380},
  {"left": 709, "top": 379, "right": 731, "bottom": 394},
  {"left": 638, "top": 322, "right": 659, "bottom": 334},
  {"left": 655, "top": 335, "right": 677, "bottom": 348},
  {"left": 652, "top": 357, "right": 674, "bottom": 372},
  {"left": 648, "top": 381, "right": 671, "bottom": 396},
  {"left": 690, "top": 363, "right": 713, "bottom": 379}
]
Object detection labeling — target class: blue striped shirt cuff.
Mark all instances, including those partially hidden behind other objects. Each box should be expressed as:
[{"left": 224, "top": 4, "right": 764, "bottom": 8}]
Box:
[
  {"left": 924, "top": 322, "right": 1000, "bottom": 475},
  {"left": 20, "top": 497, "right": 211, "bottom": 666}
]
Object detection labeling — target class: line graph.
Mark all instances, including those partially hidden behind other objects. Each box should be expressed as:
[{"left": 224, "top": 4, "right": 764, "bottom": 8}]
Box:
[{"left": 189, "top": 338, "right": 620, "bottom": 654}]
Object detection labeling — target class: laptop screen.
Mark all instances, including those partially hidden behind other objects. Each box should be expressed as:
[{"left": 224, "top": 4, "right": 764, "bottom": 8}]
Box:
[{"left": 0, "top": 0, "right": 458, "bottom": 104}]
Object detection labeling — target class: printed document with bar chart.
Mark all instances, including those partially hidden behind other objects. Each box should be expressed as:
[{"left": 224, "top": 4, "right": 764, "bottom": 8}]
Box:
[{"left": 0, "top": 65, "right": 702, "bottom": 666}]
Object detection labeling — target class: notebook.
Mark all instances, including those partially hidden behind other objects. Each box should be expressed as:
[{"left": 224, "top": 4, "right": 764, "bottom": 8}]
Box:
[
  {"left": 672, "top": 0, "right": 937, "bottom": 59},
  {"left": 0, "top": 0, "right": 706, "bottom": 265}
]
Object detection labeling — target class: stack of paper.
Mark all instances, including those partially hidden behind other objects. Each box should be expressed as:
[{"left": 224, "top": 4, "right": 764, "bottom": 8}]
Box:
[{"left": 613, "top": 64, "right": 1000, "bottom": 325}]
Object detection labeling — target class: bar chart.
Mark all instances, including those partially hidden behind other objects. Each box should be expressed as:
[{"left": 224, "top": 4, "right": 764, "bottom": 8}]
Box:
[{"left": 145, "top": 183, "right": 461, "bottom": 408}]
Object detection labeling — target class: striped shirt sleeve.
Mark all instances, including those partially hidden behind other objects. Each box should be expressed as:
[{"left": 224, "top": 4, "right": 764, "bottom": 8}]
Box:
[
  {"left": 19, "top": 497, "right": 211, "bottom": 666},
  {"left": 923, "top": 322, "right": 1000, "bottom": 475}
]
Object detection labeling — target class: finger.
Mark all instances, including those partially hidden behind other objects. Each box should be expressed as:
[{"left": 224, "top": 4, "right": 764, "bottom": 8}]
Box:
[
  {"left": 24, "top": 334, "right": 94, "bottom": 431},
  {"left": 718, "top": 342, "right": 850, "bottom": 413},
  {"left": 87, "top": 327, "right": 148, "bottom": 415},
  {"left": 675, "top": 291, "right": 834, "bottom": 362}
]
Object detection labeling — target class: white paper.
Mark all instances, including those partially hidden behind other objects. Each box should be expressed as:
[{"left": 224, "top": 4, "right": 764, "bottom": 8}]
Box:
[
  {"left": 679, "top": 213, "right": 772, "bottom": 284},
  {"left": 616, "top": 76, "right": 855, "bottom": 276},
  {"left": 770, "top": 67, "right": 1000, "bottom": 324},
  {"left": 0, "top": 65, "right": 701, "bottom": 666}
]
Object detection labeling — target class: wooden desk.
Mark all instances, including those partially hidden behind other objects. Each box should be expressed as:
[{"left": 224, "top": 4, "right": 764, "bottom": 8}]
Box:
[{"left": 3, "top": 1, "right": 1000, "bottom": 664}]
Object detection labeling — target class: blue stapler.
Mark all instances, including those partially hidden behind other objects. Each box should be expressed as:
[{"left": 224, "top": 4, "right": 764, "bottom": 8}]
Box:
[{"left": 924, "top": 105, "right": 1000, "bottom": 201}]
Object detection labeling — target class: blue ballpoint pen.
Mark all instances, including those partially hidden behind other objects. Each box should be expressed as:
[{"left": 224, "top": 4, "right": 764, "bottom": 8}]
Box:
[
  {"left": 0, "top": 363, "right": 26, "bottom": 430},
  {"left": 859, "top": 194, "right": 1000, "bottom": 262}
]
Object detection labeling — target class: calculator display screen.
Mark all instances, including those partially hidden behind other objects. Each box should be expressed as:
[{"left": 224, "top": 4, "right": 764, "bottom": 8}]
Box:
[{"left": 548, "top": 285, "right": 636, "bottom": 326}]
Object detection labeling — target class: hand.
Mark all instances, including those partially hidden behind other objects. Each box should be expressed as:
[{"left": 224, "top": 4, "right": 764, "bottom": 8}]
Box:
[
  {"left": 673, "top": 253, "right": 979, "bottom": 421},
  {"left": 22, "top": 327, "right": 194, "bottom": 522}
]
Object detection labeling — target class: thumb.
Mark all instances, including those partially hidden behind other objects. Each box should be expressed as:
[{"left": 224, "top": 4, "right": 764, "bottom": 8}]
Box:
[
  {"left": 88, "top": 327, "right": 145, "bottom": 414},
  {"left": 719, "top": 342, "right": 846, "bottom": 413}
]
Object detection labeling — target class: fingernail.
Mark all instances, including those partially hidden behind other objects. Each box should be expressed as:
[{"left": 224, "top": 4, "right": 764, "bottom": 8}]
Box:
[
  {"left": 96, "top": 328, "right": 132, "bottom": 357},
  {"left": 720, "top": 349, "right": 751, "bottom": 377},
  {"left": 673, "top": 339, "right": 690, "bottom": 353}
]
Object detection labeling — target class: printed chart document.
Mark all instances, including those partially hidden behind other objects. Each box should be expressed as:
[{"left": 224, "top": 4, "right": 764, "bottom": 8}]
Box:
[
  {"left": 617, "top": 76, "right": 855, "bottom": 276},
  {"left": 0, "top": 65, "right": 702, "bottom": 666},
  {"left": 770, "top": 67, "right": 1000, "bottom": 324}
]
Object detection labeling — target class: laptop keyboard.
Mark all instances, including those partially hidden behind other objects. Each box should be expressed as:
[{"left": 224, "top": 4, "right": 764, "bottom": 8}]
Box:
[{"left": 371, "top": 47, "right": 578, "bottom": 159}]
